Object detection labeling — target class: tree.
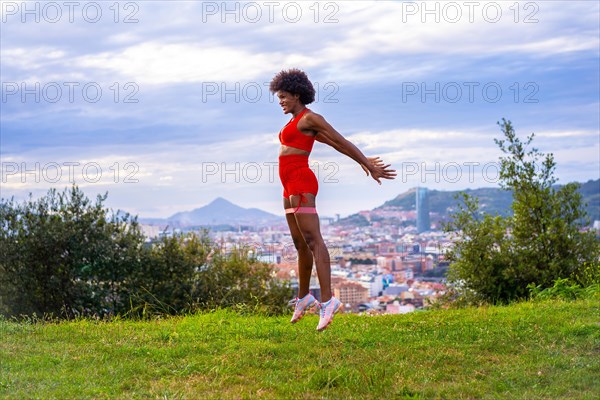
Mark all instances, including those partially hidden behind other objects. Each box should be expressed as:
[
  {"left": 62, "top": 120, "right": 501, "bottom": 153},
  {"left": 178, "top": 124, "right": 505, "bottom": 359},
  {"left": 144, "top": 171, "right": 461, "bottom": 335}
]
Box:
[
  {"left": 124, "top": 232, "right": 292, "bottom": 317},
  {"left": 0, "top": 185, "right": 145, "bottom": 318},
  {"left": 1, "top": 185, "right": 292, "bottom": 319},
  {"left": 130, "top": 231, "right": 211, "bottom": 316},
  {"left": 194, "top": 242, "right": 293, "bottom": 315},
  {"left": 444, "top": 119, "right": 599, "bottom": 304}
]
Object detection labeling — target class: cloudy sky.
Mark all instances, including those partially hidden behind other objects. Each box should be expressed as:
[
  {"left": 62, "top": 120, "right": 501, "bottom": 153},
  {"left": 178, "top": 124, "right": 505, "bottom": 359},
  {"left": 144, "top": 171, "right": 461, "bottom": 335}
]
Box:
[{"left": 1, "top": 1, "right": 599, "bottom": 218}]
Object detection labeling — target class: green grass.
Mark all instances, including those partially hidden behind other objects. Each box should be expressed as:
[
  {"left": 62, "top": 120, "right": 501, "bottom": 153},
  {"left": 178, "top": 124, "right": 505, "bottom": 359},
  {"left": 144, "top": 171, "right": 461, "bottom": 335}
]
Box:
[{"left": 1, "top": 299, "right": 598, "bottom": 399}]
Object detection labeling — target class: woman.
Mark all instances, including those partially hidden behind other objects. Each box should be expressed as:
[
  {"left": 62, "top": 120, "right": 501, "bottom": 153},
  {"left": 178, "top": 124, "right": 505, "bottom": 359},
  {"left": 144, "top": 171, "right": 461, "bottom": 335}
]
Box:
[{"left": 269, "top": 69, "right": 396, "bottom": 331}]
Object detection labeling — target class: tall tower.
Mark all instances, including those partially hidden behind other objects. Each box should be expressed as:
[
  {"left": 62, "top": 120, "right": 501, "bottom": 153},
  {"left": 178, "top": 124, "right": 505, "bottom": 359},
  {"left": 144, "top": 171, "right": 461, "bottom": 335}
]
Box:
[{"left": 416, "top": 187, "right": 430, "bottom": 233}]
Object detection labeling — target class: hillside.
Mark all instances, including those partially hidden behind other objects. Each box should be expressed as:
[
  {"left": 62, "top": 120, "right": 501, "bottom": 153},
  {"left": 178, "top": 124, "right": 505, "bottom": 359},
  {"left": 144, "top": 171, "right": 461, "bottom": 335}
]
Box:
[
  {"left": 579, "top": 179, "right": 600, "bottom": 222},
  {"left": 379, "top": 187, "right": 513, "bottom": 216},
  {"left": 1, "top": 299, "right": 598, "bottom": 399},
  {"left": 376, "top": 179, "right": 600, "bottom": 221}
]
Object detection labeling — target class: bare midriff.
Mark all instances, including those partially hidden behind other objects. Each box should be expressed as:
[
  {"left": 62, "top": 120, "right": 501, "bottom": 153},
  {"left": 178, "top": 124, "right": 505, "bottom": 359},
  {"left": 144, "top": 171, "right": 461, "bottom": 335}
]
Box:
[{"left": 279, "top": 145, "right": 310, "bottom": 157}]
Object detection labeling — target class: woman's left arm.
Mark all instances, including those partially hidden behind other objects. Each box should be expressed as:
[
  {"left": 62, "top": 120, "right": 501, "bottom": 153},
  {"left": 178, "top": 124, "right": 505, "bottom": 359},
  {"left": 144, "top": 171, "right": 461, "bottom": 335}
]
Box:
[{"left": 303, "top": 112, "right": 395, "bottom": 184}]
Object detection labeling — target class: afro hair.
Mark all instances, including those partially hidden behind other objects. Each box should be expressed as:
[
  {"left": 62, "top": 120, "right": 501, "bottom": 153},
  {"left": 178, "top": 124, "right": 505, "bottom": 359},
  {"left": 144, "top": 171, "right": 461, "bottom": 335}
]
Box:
[{"left": 269, "top": 68, "right": 315, "bottom": 105}]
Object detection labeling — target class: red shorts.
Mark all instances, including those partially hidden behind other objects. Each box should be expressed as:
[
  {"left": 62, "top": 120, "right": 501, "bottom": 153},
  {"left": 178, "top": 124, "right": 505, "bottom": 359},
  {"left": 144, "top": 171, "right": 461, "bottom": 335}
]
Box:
[{"left": 278, "top": 154, "right": 318, "bottom": 199}]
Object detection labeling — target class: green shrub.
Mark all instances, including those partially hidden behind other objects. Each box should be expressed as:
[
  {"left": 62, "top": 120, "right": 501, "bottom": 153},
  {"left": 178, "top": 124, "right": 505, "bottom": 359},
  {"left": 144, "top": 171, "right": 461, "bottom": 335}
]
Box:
[
  {"left": 528, "top": 278, "right": 600, "bottom": 301},
  {"left": 445, "top": 119, "right": 600, "bottom": 305},
  {"left": 1, "top": 185, "right": 292, "bottom": 319}
]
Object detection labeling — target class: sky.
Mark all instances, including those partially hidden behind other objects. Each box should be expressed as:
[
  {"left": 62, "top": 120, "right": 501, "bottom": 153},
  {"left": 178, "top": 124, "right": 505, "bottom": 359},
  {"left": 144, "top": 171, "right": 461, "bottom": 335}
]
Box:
[{"left": 1, "top": 0, "right": 599, "bottom": 218}]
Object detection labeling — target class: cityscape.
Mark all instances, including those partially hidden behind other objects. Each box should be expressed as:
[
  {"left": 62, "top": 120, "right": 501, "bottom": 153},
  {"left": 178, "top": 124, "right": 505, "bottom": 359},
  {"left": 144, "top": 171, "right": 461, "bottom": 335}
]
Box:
[{"left": 139, "top": 183, "right": 600, "bottom": 315}]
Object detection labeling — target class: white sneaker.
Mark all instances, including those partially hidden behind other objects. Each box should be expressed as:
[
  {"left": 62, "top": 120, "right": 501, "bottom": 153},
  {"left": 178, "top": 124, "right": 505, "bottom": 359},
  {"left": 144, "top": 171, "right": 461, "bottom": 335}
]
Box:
[
  {"left": 289, "top": 294, "right": 319, "bottom": 323},
  {"left": 316, "top": 297, "right": 343, "bottom": 331}
]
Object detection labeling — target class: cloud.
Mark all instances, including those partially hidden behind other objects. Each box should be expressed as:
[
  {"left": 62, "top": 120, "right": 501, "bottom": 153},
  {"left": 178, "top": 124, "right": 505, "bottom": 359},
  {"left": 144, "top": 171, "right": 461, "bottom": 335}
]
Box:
[
  {"left": 1, "top": 1, "right": 597, "bottom": 217},
  {"left": 74, "top": 41, "right": 281, "bottom": 84},
  {"left": 4, "top": 2, "right": 597, "bottom": 86}
]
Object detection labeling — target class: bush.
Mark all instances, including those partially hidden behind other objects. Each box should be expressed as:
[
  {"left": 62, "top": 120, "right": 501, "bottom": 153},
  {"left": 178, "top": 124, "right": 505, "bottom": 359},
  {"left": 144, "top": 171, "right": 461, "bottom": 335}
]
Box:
[
  {"left": 528, "top": 278, "right": 600, "bottom": 301},
  {"left": 0, "top": 185, "right": 145, "bottom": 319},
  {"left": 1, "top": 185, "right": 292, "bottom": 319},
  {"left": 195, "top": 243, "right": 292, "bottom": 315},
  {"left": 130, "top": 234, "right": 292, "bottom": 317},
  {"left": 444, "top": 119, "right": 600, "bottom": 304}
]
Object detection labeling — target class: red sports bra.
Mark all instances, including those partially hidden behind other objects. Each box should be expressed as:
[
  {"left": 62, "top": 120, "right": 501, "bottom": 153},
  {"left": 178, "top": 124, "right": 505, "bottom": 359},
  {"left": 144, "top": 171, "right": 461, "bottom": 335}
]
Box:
[{"left": 278, "top": 108, "right": 315, "bottom": 153}]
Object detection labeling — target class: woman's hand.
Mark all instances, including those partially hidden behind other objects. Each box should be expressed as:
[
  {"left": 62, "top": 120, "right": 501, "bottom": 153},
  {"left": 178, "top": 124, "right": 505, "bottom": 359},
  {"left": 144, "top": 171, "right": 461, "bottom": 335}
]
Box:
[{"left": 360, "top": 157, "right": 397, "bottom": 184}]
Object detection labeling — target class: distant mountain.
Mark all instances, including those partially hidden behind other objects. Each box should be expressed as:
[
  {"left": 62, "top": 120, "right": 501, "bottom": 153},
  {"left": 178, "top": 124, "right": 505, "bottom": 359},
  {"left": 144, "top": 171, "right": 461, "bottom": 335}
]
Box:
[
  {"left": 344, "top": 179, "right": 599, "bottom": 223},
  {"left": 139, "top": 197, "right": 283, "bottom": 227}
]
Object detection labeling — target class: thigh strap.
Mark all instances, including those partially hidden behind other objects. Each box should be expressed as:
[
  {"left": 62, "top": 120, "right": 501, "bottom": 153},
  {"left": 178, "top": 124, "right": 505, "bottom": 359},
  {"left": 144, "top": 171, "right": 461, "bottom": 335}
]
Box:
[
  {"left": 286, "top": 193, "right": 316, "bottom": 214},
  {"left": 285, "top": 207, "right": 317, "bottom": 214}
]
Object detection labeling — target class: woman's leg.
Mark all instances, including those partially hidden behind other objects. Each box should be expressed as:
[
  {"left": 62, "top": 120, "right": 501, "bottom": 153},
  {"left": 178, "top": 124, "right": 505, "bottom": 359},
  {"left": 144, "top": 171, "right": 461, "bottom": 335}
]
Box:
[
  {"left": 283, "top": 197, "right": 313, "bottom": 298},
  {"left": 289, "top": 193, "right": 333, "bottom": 302}
]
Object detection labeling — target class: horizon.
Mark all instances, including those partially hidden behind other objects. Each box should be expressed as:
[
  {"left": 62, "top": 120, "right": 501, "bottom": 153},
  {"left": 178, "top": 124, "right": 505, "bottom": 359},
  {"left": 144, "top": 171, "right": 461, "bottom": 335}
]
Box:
[{"left": 126, "top": 177, "right": 600, "bottom": 220}]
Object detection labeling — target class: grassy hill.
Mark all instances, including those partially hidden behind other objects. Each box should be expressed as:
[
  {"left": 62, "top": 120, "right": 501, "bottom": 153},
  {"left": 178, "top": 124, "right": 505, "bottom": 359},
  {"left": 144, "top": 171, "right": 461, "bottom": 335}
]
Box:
[{"left": 1, "top": 299, "right": 598, "bottom": 399}]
